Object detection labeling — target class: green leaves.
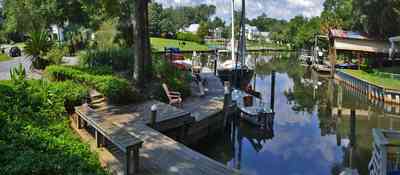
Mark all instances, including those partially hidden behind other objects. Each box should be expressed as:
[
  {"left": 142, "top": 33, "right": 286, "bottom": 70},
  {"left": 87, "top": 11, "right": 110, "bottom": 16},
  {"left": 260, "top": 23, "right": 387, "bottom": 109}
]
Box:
[
  {"left": 0, "top": 79, "right": 106, "bottom": 175},
  {"left": 25, "top": 30, "right": 54, "bottom": 69}
]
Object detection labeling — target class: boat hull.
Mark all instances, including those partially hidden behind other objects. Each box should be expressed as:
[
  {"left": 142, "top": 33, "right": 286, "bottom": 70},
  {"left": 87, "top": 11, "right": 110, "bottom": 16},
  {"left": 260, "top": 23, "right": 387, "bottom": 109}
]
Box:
[{"left": 217, "top": 68, "right": 254, "bottom": 88}]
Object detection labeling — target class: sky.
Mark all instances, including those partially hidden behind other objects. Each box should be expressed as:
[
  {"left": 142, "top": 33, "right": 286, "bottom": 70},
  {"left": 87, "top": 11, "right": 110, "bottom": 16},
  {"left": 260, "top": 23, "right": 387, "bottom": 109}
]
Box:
[{"left": 154, "top": 0, "right": 325, "bottom": 22}]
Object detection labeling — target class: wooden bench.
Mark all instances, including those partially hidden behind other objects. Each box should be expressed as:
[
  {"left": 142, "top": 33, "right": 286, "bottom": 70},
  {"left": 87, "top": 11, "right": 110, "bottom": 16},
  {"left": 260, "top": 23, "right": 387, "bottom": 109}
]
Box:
[{"left": 75, "top": 105, "right": 143, "bottom": 175}]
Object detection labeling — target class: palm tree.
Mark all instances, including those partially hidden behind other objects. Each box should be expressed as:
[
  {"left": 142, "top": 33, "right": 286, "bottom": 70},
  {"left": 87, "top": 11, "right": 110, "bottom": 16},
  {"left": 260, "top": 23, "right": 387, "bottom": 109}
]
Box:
[{"left": 25, "top": 30, "right": 53, "bottom": 69}]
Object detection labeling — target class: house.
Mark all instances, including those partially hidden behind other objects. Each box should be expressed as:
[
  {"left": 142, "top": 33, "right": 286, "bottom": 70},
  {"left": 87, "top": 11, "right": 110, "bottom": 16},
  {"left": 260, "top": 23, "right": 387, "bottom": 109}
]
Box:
[
  {"left": 245, "top": 24, "right": 259, "bottom": 40},
  {"left": 180, "top": 24, "right": 200, "bottom": 34},
  {"left": 328, "top": 29, "right": 391, "bottom": 69},
  {"left": 259, "top": 32, "right": 271, "bottom": 42},
  {"left": 50, "top": 25, "right": 65, "bottom": 42}
]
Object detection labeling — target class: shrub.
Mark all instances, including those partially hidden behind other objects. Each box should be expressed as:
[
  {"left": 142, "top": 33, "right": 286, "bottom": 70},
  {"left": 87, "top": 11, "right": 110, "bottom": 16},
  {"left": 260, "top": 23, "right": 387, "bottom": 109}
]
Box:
[
  {"left": 47, "top": 81, "right": 89, "bottom": 113},
  {"left": 79, "top": 48, "right": 134, "bottom": 71},
  {"left": 176, "top": 32, "right": 203, "bottom": 44},
  {"left": 45, "top": 65, "right": 141, "bottom": 104},
  {"left": 25, "top": 30, "right": 54, "bottom": 69},
  {"left": 153, "top": 58, "right": 191, "bottom": 101},
  {"left": 46, "top": 46, "right": 67, "bottom": 65},
  {"left": 0, "top": 79, "right": 106, "bottom": 175}
]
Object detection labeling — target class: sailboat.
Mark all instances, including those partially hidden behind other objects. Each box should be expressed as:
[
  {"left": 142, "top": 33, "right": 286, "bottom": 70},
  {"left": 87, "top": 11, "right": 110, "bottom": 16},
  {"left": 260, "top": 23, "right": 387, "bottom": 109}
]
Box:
[{"left": 217, "top": 0, "right": 254, "bottom": 89}]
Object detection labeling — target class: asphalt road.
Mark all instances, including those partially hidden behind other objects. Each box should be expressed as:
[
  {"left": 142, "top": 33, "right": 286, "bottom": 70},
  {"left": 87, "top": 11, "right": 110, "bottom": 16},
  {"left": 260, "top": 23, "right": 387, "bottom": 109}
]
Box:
[{"left": 0, "top": 56, "right": 32, "bottom": 80}]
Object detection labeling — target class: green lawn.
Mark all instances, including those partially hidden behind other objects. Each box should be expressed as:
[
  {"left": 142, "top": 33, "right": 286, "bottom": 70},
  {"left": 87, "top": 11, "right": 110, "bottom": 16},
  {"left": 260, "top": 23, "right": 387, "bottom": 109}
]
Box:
[
  {"left": 375, "top": 66, "right": 400, "bottom": 74},
  {"left": 342, "top": 69, "right": 400, "bottom": 90},
  {"left": 151, "top": 37, "right": 209, "bottom": 52},
  {"left": 0, "top": 53, "right": 12, "bottom": 62}
]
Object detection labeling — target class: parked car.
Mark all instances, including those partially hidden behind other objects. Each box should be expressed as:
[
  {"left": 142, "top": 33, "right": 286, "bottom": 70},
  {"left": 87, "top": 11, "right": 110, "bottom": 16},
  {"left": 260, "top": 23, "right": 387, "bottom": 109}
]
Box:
[{"left": 9, "top": 47, "right": 22, "bottom": 57}]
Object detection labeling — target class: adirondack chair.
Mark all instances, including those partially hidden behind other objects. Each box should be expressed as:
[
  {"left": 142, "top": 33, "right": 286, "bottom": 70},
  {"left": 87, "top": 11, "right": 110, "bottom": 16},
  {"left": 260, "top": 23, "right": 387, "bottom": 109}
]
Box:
[{"left": 162, "top": 83, "right": 183, "bottom": 106}]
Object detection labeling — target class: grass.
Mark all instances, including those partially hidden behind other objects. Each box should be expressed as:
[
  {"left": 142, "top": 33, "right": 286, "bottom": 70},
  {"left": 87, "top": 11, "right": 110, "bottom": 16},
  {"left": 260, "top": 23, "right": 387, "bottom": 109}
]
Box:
[
  {"left": 342, "top": 69, "right": 400, "bottom": 91},
  {"left": 375, "top": 66, "right": 400, "bottom": 74},
  {"left": 151, "top": 37, "right": 209, "bottom": 52},
  {"left": 0, "top": 53, "right": 12, "bottom": 62}
]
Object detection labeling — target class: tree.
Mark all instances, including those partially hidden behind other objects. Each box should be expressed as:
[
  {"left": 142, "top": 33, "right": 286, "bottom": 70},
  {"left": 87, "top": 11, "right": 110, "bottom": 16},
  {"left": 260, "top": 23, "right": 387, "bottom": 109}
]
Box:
[
  {"left": 132, "top": 0, "right": 151, "bottom": 88},
  {"left": 352, "top": 0, "right": 400, "bottom": 38},
  {"left": 197, "top": 21, "right": 209, "bottom": 42},
  {"left": 148, "top": 2, "right": 163, "bottom": 36},
  {"left": 210, "top": 17, "right": 225, "bottom": 29},
  {"left": 320, "top": 0, "right": 353, "bottom": 33}
]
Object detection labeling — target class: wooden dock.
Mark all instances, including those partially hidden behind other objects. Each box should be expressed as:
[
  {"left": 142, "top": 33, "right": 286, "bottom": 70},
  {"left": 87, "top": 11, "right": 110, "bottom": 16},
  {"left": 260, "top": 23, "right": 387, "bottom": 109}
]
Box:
[{"left": 73, "top": 72, "right": 241, "bottom": 175}]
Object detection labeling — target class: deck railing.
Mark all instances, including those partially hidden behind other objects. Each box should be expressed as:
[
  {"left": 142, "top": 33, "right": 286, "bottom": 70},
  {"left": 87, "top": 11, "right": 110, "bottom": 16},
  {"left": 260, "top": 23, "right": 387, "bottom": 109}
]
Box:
[{"left": 370, "top": 128, "right": 400, "bottom": 175}]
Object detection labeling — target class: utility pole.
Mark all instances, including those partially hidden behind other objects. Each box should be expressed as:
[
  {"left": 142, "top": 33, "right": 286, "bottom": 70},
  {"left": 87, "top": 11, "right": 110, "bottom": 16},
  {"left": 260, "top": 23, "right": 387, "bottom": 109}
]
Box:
[{"left": 133, "top": 0, "right": 152, "bottom": 88}]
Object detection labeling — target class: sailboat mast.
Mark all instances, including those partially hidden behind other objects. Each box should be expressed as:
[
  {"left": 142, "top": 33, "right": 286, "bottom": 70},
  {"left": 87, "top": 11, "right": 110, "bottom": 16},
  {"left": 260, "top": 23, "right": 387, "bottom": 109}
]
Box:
[
  {"left": 240, "top": 0, "right": 246, "bottom": 66},
  {"left": 231, "top": 0, "right": 235, "bottom": 63}
]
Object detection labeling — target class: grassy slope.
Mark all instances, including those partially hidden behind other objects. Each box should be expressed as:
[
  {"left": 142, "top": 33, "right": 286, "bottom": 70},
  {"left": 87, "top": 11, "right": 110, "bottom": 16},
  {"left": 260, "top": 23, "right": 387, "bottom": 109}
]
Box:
[
  {"left": 0, "top": 54, "right": 12, "bottom": 62},
  {"left": 151, "top": 37, "right": 209, "bottom": 52},
  {"left": 343, "top": 69, "right": 400, "bottom": 90}
]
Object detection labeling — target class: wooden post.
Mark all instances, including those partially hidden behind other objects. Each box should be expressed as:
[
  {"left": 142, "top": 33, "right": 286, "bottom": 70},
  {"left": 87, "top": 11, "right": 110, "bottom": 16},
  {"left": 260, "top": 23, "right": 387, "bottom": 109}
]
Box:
[
  {"left": 350, "top": 109, "right": 356, "bottom": 147},
  {"left": 95, "top": 131, "right": 105, "bottom": 148},
  {"left": 270, "top": 71, "right": 276, "bottom": 112},
  {"left": 125, "top": 146, "right": 140, "bottom": 175},
  {"left": 76, "top": 116, "right": 83, "bottom": 129},
  {"left": 133, "top": 0, "right": 152, "bottom": 88}
]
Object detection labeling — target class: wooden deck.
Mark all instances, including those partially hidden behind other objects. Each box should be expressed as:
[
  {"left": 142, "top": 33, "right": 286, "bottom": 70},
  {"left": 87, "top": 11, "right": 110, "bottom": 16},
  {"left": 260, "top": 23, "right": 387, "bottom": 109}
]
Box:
[
  {"left": 182, "top": 72, "right": 225, "bottom": 121},
  {"left": 73, "top": 73, "right": 241, "bottom": 175}
]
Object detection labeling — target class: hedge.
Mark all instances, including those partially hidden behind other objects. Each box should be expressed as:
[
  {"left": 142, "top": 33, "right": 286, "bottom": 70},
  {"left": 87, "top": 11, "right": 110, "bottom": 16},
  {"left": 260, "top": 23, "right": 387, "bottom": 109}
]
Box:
[
  {"left": 0, "top": 79, "right": 106, "bottom": 175},
  {"left": 45, "top": 65, "right": 139, "bottom": 104}
]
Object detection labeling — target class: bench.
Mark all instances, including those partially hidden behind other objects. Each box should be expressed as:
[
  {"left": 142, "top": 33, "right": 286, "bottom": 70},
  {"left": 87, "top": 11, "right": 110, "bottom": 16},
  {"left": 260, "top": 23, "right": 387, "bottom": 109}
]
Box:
[{"left": 75, "top": 105, "right": 143, "bottom": 175}]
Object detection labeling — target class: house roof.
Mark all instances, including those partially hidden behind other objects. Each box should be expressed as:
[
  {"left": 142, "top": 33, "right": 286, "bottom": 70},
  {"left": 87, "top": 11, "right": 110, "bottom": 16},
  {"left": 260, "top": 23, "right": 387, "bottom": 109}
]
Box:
[
  {"left": 329, "top": 29, "right": 390, "bottom": 53},
  {"left": 329, "top": 29, "right": 370, "bottom": 40}
]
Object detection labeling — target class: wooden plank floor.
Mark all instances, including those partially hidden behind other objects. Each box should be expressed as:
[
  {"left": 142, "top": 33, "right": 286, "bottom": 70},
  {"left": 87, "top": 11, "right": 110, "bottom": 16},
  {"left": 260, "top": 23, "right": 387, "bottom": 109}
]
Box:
[
  {"left": 93, "top": 100, "right": 193, "bottom": 132},
  {"left": 182, "top": 73, "right": 225, "bottom": 121},
  {"left": 114, "top": 122, "right": 240, "bottom": 175}
]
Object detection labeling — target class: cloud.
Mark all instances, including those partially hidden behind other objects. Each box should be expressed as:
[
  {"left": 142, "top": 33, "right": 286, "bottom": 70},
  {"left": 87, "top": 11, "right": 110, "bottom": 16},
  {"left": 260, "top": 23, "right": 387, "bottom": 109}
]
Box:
[{"left": 154, "top": 0, "right": 324, "bottom": 21}]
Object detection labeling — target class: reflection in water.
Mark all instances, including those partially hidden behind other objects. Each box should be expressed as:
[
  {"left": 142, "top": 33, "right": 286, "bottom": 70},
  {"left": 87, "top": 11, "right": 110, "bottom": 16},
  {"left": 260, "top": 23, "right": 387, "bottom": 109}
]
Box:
[{"left": 192, "top": 52, "right": 400, "bottom": 175}]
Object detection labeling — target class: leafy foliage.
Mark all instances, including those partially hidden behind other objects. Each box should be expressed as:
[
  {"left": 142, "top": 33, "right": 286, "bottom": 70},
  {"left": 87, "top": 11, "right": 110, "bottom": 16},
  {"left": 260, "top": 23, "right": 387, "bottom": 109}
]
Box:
[
  {"left": 176, "top": 32, "right": 203, "bottom": 44},
  {"left": 45, "top": 65, "right": 141, "bottom": 104},
  {"left": 79, "top": 48, "right": 134, "bottom": 71},
  {"left": 46, "top": 46, "right": 67, "bottom": 65},
  {"left": 153, "top": 58, "right": 191, "bottom": 101},
  {"left": 25, "top": 31, "right": 54, "bottom": 69},
  {"left": 0, "top": 76, "right": 105, "bottom": 174}
]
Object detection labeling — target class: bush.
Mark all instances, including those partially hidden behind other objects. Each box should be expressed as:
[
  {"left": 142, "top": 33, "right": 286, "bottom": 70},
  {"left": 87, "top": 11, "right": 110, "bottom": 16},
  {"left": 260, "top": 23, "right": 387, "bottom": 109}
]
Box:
[
  {"left": 79, "top": 48, "right": 134, "bottom": 71},
  {"left": 176, "top": 32, "right": 203, "bottom": 44},
  {"left": 47, "top": 81, "right": 89, "bottom": 113},
  {"left": 153, "top": 58, "right": 191, "bottom": 102},
  {"left": 0, "top": 79, "right": 106, "bottom": 175},
  {"left": 46, "top": 46, "right": 67, "bottom": 65},
  {"left": 45, "top": 65, "right": 141, "bottom": 104}
]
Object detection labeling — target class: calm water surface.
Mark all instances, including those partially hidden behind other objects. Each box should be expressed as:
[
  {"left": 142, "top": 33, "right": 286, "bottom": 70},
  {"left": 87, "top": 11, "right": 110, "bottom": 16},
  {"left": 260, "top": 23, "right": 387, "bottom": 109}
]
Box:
[{"left": 192, "top": 52, "right": 400, "bottom": 175}]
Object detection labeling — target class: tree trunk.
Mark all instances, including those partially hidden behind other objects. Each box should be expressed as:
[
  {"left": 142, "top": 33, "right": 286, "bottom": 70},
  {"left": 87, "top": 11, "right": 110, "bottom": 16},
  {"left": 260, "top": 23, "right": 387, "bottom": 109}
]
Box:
[{"left": 133, "top": 0, "right": 152, "bottom": 88}]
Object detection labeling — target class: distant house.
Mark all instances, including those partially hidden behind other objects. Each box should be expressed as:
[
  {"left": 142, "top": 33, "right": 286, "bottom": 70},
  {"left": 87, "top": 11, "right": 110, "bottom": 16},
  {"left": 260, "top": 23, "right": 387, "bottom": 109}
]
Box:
[
  {"left": 245, "top": 24, "right": 259, "bottom": 40},
  {"left": 180, "top": 24, "right": 200, "bottom": 34},
  {"left": 50, "top": 25, "right": 65, "bottom": 42},
  {"left": 259, "top": 32, "right": 271, "bottom": 42}
]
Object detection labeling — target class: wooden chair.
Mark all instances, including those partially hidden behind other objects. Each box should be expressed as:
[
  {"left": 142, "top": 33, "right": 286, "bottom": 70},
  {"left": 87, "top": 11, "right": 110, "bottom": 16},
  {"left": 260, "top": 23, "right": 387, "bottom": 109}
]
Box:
[{"left": 162, "top": 83, "right": 183, "bottom": 106}]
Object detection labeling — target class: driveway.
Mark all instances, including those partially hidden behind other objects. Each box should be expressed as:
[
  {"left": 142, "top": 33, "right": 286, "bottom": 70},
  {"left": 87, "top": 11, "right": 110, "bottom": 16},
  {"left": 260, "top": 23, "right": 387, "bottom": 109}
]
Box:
[{"left": 0, "top": 56, "right": 33, "bottom": 80}]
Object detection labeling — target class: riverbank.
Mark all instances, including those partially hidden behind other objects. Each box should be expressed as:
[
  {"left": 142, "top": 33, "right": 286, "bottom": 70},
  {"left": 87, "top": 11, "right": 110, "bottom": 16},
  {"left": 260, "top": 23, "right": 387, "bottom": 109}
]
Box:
[{"left": 341, "top": 69, "right": 400, "bottom": 91}]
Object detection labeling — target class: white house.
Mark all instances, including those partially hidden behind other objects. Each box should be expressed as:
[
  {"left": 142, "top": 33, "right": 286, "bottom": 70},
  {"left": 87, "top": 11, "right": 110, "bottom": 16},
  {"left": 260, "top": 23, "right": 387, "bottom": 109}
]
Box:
[
  {"left": 259, "top": 32, "right": 271, "bottom": 42},
  {"left": 245, "top": 24, "right": 259, "bottom": 40},
  {"left": 50, "top": 25, "right": 65, "bottom": 42},
  {"left": 180, "top": 24, "right": 200, "bottom": 34}
]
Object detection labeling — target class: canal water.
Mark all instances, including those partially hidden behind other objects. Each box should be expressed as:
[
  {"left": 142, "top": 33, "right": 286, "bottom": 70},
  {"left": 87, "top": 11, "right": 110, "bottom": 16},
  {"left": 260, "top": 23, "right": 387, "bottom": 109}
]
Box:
[{"left": 192, "top": 52, "right": 400, "bottom": 175}]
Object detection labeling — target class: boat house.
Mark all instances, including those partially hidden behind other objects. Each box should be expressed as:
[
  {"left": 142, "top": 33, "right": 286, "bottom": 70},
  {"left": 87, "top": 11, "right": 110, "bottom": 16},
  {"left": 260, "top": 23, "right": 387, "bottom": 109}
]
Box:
[{"left": 328, "top": 29, "right": 391, "bottom": 72}]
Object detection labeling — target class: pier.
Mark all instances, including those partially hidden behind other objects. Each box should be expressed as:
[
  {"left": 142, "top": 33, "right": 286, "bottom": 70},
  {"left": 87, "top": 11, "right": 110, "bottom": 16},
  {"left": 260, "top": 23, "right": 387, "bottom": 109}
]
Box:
[{"left": 72, "top": 73, "right": 240, "bottom": 175}]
